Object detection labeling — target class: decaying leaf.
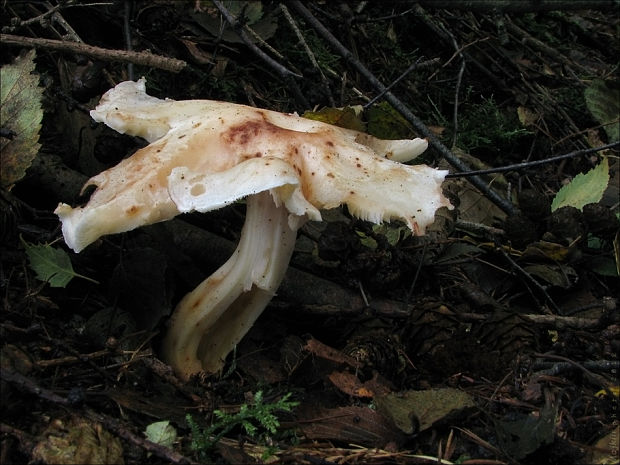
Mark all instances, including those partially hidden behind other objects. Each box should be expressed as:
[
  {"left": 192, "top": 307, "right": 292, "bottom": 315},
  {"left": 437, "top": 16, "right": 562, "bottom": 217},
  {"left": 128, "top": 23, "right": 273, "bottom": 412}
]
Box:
[
  {"left": 0, "top": 49, "right": 44, "bottom": 190},
  {"left": 327, "top": 371, "right": 392, "bottom": 398},
  {"left": 294, "top": 405, "right": 403, "bottom": 448},
  {"left": 374, "top": 388, "right": 476, "bottom": 434},
  {"left": 551, "top": 157, "right": 610, "bottom": 212},
  {"left": 303, "top": 102, "right": 419, "bottom": 140},
  {"left": 495, "top": 400, "right": 557, "bottom": 460},
  {"left": 585, "top": 79, "right": 620, "bottom": 142},
  {"left": 523, "top": 263, "right": 578, "bottom": 288},
  {"left": 366, "top": 101, "right": 416, "bottom": 140},
  {"left": 586, "top": 425, "right": 620, "bottom": 464},
  {"left": 304, "top": 337, "right": 360, "bottom": 368},
  {"left": 303, "top": 106, "right": 366, "bottom": 132},
  {"left": 517, "top": 106, "right": 539, "bottom": 127},
  {"left": 32, "top": 416, "right": 124, "bottom": 465}
]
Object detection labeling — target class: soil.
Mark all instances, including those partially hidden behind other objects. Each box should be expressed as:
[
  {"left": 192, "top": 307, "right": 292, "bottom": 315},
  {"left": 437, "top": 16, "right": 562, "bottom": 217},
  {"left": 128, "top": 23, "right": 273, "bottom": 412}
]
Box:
[{"left": 1, "top": 2, "right": 618, "bottom": 465}]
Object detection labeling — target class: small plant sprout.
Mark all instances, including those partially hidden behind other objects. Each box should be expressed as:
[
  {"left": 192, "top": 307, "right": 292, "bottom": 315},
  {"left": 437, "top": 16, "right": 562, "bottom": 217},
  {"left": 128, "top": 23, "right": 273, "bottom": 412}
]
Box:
[{"left": 55, "top": 78, "right": 452, "bottom": 379}]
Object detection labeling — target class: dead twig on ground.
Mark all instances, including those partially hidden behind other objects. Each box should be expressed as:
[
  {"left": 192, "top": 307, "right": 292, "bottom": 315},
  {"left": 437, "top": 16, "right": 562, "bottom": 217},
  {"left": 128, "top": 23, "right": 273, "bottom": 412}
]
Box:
[
  {"left": 414, "top": 1, "right": 619, "bottom": 13},
  {"left": 279, "top": 2, "right": 335, "bottom": 106},
  {"left": 212, "top": 0, "right": 308, "bottom": 107},
  {"left": 533, "top": 353, "right": 616, "bottom": 394},
  {"left": 0, "top": 33, "right": 187, "bottom": 73},
  {"left": 446, "top": 141, "right": 619, "bottom": 178}
]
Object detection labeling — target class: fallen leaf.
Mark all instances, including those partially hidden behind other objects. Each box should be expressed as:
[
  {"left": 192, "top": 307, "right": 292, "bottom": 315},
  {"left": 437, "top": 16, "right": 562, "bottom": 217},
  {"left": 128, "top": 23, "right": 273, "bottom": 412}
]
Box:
[
  {"left": 375, "top": 388, "right": 476, "bottom": 434},
  {"left": 295, "top": 405, "right": 403, "bottom": 448},
  {"left": 145, "top": 421, "right": 177, "bottom": 449},
  {"left": 328, "top": 371, "right": 392, "bottom": 398},
  {"left": 523, "top": 263, "right": 577, "bottom": 288},
  {"left": 0, "top": 49, "right": 44, "bottom": 189},
  {"left": 304, "top": 337, "right": 360, "bottom": 368},
  {"left": 552, "top": 157, "right": 609, "bottom": 211},
  {"left": 303, "top": 106, "right": 365, "bottom": 132},
  {"left": 587, "top": 425, "right": 620, "bottom": 464},
  {"left": 494, "top": 400, "right": 557, "bottom": 460},
  {"left": 32, "top": 416, "right": 124, "bottom": 465},
  {"left": 517, "top": 106, "right": 539, "bottom": 127}
]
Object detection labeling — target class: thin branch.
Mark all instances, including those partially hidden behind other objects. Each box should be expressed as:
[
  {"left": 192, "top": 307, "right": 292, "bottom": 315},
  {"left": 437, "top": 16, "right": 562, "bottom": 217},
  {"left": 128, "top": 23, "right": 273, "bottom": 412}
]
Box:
[
  {"left": 0, "top": 33, "right": 187, "bottom": 73},
  {"left": 43, "top": 0, "right": 83, "bottom": 43},
  {"left": 2, "top": 2, "right": 61, "bottom": 33},
  {"left": 533, "top": 352, "right": 615, "bottom": 393},
  {"left": 413, "top": 0, "right": 620, "bottom": 13},
  {"left": 363, "top": 58, "right": 441, "bottom": 109},
  {"left": 211, "top": 0, "right": 308, "bottom": 107},
  {"left": 499, "top": 248, "right": 561, "bottom": 313},
  {"left": 446, "top": 141, "right": 619, "bottom": 178},
  {"left": 287, "top": 1, "right": 516, "bottom": 215},
  {"left": 280, "top": 2, "right": 335, "bottom": 106},
  {"left": 123, "top": 0, "right": 134, "bottom": 80}
]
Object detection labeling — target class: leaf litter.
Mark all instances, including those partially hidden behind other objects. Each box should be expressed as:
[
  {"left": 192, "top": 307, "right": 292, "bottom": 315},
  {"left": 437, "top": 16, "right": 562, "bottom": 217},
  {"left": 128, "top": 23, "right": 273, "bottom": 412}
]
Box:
[{"left": 0, "top": 3, "right": 618, "bottom": 465}]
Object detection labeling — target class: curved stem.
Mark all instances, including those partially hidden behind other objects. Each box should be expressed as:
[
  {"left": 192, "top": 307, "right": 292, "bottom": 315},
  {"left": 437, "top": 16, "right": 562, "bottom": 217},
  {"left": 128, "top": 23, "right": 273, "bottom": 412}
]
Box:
[{"left": 161, "top": 191, "right": 300, "bottom": 379}]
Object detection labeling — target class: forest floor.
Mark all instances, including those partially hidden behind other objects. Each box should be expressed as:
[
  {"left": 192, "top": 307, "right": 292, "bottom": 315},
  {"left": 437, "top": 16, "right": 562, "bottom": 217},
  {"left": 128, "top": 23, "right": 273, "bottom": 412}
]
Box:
[{"left": 1, "top": 2, "right": 619, "bottom": 464}]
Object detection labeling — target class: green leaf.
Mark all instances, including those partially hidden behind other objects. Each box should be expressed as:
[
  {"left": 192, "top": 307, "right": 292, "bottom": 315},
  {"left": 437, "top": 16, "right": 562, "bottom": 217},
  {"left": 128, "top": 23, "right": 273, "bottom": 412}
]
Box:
[
  {"left": 303, "top": 106, "right": 366, "bottom": 132},
  {"left": 366, "top": 102, "right": 415, "bottom": 140},
  {"left": 145, "top": 421, "right": 177, "bottom": 449},
  {"left": 0, "top": 49, "right": 44, "bottom": 190},
  {"left": 585, "top": 80, "right": 620, "bottom": 142},
  {"left": 22, "top": 238, "right": 98, "bottom": 288},
  {"left": 356, "top": 230, "right": 378, "bottom": 249},
  {"left": 372, "top": 223, "right": 410, "bottom": 246},
  {"left": 226, "top": 1, "right": 263, "bottom": 25},
  {"left": 551, "top": 158, "right": 610, "bottom": 212}
]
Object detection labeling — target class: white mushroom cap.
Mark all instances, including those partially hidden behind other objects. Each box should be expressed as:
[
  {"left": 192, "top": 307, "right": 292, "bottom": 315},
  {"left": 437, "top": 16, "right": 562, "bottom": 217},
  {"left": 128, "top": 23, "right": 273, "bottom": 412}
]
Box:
[{"left": 55, "top": 78, "right": 450, "bottom": 253}]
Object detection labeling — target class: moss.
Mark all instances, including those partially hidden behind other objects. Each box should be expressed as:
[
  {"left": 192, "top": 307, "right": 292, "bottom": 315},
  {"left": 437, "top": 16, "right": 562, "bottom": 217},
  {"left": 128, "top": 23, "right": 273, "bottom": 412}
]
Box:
[{"left": 452, "top": 94, "right": 531, "bottom": 157}]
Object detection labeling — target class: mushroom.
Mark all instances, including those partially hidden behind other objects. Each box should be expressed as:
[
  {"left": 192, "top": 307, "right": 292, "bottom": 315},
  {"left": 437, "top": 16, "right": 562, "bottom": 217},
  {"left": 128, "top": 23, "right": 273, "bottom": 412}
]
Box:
[{"left": 55, "top": 78, "right": 452, "bottom": 379}]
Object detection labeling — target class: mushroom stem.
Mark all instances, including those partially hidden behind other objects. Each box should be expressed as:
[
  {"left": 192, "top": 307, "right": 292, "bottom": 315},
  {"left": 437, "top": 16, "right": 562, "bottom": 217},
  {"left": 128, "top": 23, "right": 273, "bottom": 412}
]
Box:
[{"left": 161, "top": 190, "right": 302, "bottom": 379}]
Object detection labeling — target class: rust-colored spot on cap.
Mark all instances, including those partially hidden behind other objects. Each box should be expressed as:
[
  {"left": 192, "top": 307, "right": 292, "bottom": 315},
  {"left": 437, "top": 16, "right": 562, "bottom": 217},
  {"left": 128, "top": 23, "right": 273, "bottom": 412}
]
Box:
[{"left": 126, "top": 205, "right": 140, "bottom": 215}]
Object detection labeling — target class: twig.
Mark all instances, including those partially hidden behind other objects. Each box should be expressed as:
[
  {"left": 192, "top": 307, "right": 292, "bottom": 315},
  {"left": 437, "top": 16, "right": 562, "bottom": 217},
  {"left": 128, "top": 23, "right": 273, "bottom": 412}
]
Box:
[
  {"left": 2, "top": 3, "right": 61, "bottom": 33},
  {"left": 446, "top": 141, "right": 619, "bottom": 178},
  {"left": 123, "top": 0, "right": 134, "bottom": 80},
  {"left": 405, "top": 242, "right": 427, "bottom": 309},
  {"left": 521, "top": 313, "right": 601, "bottom": 330},
  {"left": 42, "top": 0, "right": 82, "bottom": 43},
  {"left": 34, "top": 349, "right": 110, "bottom": 368},
  {"left": 455, "top": 220, "right": 505, "bottom": 238},
  {"left": 505, "top": 18, "right": 589, "bottom": 73},
  {"left": 211, "top": 0, "right": 308, "bottom": 107},
  {"left": 413, "top": 1, "right": 620, "bottom": 13},
  {"left": 279, "top": 2, "right": 335, "bottom": 106},
  {"left": 532, "top": 359, "right": 619, "bottom": 376},
  {"left": 499, "top": 248, "right": 561, "bottom": 313},
  {"left": 533, "top": 352, "right": 615, "bottom": 394},
  {"left": 0, "top": 33, "right": 186, "bottom": 73},
  {"left": 363, "top": 58, "right": 441, "bottom": 109},
  {"left": 287, "top": 1, "right": 516, "bottom": 215},
  {"left": 0, "top": 369, "right": 69, "bottom": 405}
]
